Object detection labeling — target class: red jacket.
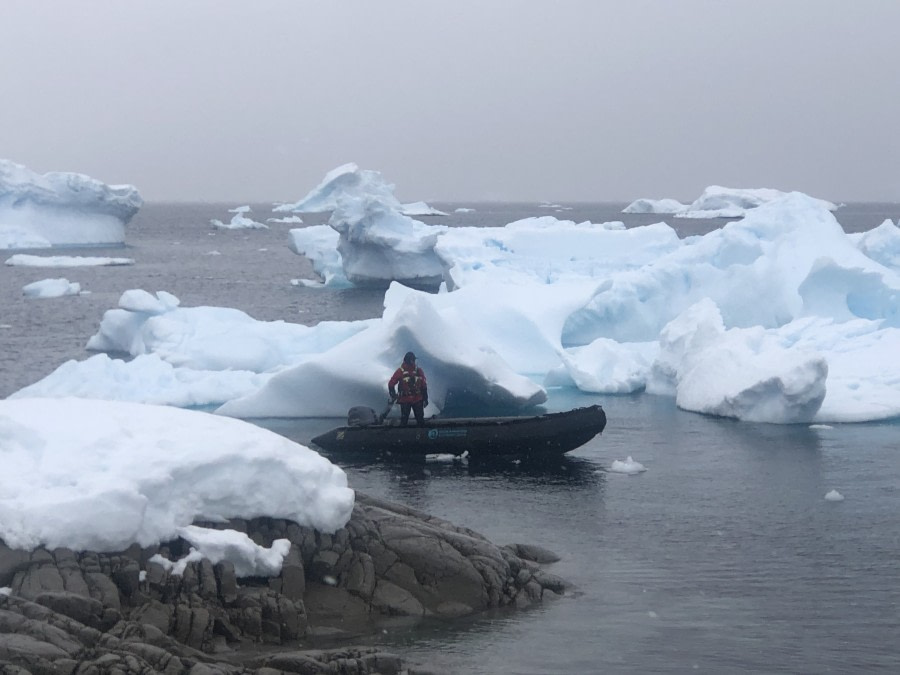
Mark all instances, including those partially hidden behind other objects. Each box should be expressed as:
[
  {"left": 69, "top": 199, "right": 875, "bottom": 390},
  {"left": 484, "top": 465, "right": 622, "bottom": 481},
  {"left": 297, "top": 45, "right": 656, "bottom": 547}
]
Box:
[{"left": 388, "top": 363, "right": 427, "bottom": 403}]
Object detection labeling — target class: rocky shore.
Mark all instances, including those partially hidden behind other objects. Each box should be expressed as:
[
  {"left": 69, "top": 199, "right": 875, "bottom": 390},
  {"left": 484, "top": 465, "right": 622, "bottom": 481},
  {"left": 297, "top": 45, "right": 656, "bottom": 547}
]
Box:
[{"left": 0, "top": 492, "right": 568, "bottom": 673}]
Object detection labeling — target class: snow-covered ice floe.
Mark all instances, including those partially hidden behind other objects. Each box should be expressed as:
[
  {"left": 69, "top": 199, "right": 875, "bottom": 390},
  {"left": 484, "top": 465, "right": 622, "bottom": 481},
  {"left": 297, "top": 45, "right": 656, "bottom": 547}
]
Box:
[
  {"left": 6, "top": 254, "right": 134, "bottom": 267},
  {"left": 0, "top": 158, "right": 142, "bottom": 248},
  {"left": 22, "top": 278, "right": 82, "bottom": 298},
  {"left": 0, "top": 397, "right": 354, "bottom": 554}
]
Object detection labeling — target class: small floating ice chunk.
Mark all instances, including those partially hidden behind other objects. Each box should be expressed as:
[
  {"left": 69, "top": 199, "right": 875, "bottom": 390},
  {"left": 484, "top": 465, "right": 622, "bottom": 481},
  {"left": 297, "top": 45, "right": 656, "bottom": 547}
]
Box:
[
  {"left": 608, "top": 456, "right": 647, "bottom": 475},
  {"left": 425, "top": 451, "right": 468, "bottom": 463},
  {"left": 824, "top": 489, "right": 844, "bottom": 502},
  {"left": 211, "top": 206, "right": 268, "bottom": 230},
  {"left": 6, "top": 254, "right": 134, "bottom": 267},
  {"left": 23, "top": 278, "right": 81, "bottom": 298},
  {"left": 292, "top": 278, "right": 326, "bottom": 288},
  {"left": 809, "top": 424, "right": 834, "bottom": 430}
]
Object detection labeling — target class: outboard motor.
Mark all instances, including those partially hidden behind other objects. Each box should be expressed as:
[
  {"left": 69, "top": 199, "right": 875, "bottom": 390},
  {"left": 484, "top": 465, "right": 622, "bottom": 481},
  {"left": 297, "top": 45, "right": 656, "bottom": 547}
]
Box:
[{"left": 347, "top": 406, "right": 378, "bottom": 427}]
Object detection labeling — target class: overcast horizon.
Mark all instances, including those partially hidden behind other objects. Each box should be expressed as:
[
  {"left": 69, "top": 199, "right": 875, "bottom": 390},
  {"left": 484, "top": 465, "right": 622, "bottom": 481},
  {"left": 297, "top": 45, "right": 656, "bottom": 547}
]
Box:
[{"left": 2, "top": 1, "right": 899, "bottom": 204}]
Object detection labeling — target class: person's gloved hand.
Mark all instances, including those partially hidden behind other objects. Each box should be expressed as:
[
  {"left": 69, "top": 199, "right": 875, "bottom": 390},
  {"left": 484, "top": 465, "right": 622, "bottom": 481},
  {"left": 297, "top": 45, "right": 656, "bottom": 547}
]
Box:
[
  {"left": 423, "top": 397, "right": 429, "bottom": 407},
  {"left": 389, "top": 393, "right": 397, "bottom": 402}
]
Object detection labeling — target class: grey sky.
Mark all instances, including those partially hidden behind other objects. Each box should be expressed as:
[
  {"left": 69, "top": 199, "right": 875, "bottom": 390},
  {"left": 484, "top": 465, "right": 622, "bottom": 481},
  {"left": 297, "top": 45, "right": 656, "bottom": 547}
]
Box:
[{"left": 2, "top": 1, "right": 898, "bottom": 203}]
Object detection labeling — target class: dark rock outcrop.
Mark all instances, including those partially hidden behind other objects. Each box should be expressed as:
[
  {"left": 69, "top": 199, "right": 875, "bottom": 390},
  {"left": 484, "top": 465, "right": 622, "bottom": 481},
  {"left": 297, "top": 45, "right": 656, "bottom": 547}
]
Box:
[{"left": 0, "top": 491, "right": 568, "bottom": 672}]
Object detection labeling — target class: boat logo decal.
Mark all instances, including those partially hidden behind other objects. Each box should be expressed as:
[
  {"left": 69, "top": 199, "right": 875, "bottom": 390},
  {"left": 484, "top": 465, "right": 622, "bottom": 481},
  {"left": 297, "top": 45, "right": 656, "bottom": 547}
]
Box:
[
  {"left": 428, "top": 428, "right": 468, "bottom": 439},
  {"left": 336, "top": 431, "right": 345, "bottom": 440}
]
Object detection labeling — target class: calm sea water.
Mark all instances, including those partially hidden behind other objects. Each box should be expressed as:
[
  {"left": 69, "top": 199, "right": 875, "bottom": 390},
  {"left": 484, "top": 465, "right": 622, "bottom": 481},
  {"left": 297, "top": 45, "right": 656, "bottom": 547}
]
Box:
[{"left": 3, "top": 202, "right": 900, "bottom": 673}]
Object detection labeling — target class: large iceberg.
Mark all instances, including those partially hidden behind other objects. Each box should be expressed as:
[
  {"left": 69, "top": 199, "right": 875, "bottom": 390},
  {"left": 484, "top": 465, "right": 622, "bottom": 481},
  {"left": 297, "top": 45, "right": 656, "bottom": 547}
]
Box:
[
  {"left": 0, "top": 159, "right": 142, "bottom": 248},
  {"left": 562, "top": 193, "right": 890, "bottom": 345},
  {"left": 273, "top": 163, "right": 383, "bottom": 214},
  {"left": 275, "top": 163, "right": 446, "bottom": 217},
  {"left": 216, "top": 287, "right": 546, "bottom": 418},
  {"left": 331, "top": 194, "right": 448, "bottom": 288},
  {"left": 282, "top": 164, "right": 448, "bottom": 288}
]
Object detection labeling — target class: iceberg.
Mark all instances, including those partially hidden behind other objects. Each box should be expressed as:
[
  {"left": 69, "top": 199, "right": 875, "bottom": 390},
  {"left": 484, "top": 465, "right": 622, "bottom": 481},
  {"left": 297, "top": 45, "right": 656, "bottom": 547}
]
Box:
[
  {"left": 850, "top": 219, "right": 900, "bottom": 272},
  {"left": 83, "top": 289, "right": 372, "bottom": 373},
  {"left": 273, "top": 163, "right": 396, "bottom": 214},
  {"left": 331, "top": 193, "right": 448, "bottom": 288},
  {"left": 275, "top": 163, "right": 445, "bottom": 217},
  {"left": 0, "top": 158, "right": 142, "bottom": 248},
  {"left": 215, "top": 286, "right": 547, "bottom": 418},
  {"left": 623, "top": 198, "right": 687, "bottom": 214},
  {"left": 401, "top": 201, "right": 448, "bottom": 217},
  {"left": 267, "top": 214, "right": 304, "bottom": 224},
  {"left": 281, "top": 164, "right": 448, "bottom": 288},
  {"left": 677, "top": 185, "right": 837, "bottom": 219},
  {"left": 211, "top": 205, "right": 268, "bottom": 230},
  {"left": 648, "top": 299, "right": 828, "bottom": 423}
]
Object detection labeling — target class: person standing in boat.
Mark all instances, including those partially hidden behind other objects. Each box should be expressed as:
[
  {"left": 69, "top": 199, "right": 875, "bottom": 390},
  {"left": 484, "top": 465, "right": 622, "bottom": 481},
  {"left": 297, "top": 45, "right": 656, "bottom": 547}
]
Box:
[{"left": 388, "top": 351, "right": 429, "bottom": 426}]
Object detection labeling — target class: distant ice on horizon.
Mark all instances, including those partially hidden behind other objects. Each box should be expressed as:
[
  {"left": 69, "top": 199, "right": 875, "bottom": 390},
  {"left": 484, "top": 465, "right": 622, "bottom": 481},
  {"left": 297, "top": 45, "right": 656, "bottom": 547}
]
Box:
[
  {"left": 274, "top": 163, "right": 444, "bottom": 217},
  {"left": 625, "top": 186, "right": 838, "bottom": 219},
  {"left": 400, "top": 201, "right": 448, "bottom": 217},
  {"left": 0, "top": 158, "right": 142, "bottom": 249},
  {"left": 211, "top": 205, "right": 268, "bottom": 230},
  {"left": 623, "top": 198, "right": 687, "bottom": 214}
]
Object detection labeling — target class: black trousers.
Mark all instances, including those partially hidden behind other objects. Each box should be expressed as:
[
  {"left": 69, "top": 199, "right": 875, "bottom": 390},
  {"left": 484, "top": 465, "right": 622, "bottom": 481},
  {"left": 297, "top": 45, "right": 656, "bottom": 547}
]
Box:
[{"left": 399, "top": 401, "right": 425, "bottom": 426}]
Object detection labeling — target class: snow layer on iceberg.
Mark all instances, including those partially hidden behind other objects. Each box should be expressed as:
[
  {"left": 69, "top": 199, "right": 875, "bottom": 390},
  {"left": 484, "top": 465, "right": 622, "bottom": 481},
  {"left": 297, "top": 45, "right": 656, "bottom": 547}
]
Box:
[{"left": 0, "top": 397, "right": 353, "bottom": 552}]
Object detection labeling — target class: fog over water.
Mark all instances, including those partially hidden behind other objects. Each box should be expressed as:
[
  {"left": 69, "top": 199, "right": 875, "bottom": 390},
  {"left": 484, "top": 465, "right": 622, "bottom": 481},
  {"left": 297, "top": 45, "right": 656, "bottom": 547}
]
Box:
[{"left": 2, "top": 1, "right": 899, "bottom": 203}]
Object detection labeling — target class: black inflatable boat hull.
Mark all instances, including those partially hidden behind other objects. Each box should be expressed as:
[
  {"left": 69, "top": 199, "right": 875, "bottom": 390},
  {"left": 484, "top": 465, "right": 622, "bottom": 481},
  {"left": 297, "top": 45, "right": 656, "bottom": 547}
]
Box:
[{"left": 310, "top": 404, "right": 606, "bottom": 460}]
